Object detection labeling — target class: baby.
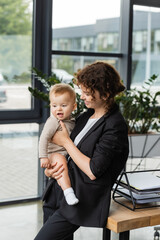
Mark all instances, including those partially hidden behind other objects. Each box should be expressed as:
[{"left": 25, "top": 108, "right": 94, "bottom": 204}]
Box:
[{"left": 39, "top": 83, "right": 79, "bottom": 205}]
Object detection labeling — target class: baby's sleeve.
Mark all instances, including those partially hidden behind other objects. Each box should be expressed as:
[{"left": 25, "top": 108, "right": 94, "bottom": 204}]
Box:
[{"left": 39, "top": 117, "right": 59, "bottom": 158}]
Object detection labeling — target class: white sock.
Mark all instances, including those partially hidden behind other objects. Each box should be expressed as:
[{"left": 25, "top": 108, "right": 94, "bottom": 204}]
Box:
[{"left": 64, "top": 187, "right": 79, "bottom": 205}]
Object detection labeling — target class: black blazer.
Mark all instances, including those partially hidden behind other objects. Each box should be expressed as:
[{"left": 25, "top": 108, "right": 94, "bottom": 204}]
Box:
[{"left": 57, "top": 104, "right": 129, "bottom": 228}]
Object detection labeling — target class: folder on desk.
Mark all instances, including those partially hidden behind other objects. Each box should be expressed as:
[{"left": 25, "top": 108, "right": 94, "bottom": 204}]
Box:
[
  {"left": 113, "top": 171, "right": 160, "bottom": 209},
  {"left": 121, "top": 172, "right": 160, "bottom": 192},
  {"left": 116, "top": 186, "right": 160, "bottom": 204}
]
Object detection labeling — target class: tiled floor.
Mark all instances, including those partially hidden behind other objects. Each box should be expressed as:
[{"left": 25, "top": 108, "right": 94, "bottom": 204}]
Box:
[
  {"left": 0, "top": 201, "right": 104, "bottom": 240},
  {"left": 0, "top": 200, "right": 158, "bottom": 240},
  {"left": 0, "top": 201, "right": 43, "bottom": 240}
]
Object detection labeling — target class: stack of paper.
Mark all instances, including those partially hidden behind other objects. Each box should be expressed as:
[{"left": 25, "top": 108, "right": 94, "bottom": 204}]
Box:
[
  {"left": 116, "top": 187, "right": 160, "bottom": 204},
  {"left": 115, "top": 172, "right": 160, "bottom": 204}
]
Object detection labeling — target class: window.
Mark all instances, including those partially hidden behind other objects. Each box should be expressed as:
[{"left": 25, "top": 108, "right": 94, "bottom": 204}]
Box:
[
  {"left": 155, "top": 30, "right": 160, "bottom": 53},
  {"left": 131, "top": 5, "right": 160, "bottom": 90},
  {"left": 52, "top": 55, "right": 119, "bottom": 76},
  {"left": 52, "top": 0, "right": 121, "bottom": 53},
  {"left": 97, "top": 33, "right": 119, "bottom": 52},
  {"left": 52, "top": 0, "right": 122, "bottom": 83},
  {"left": 0, "top": 0, "right": 33, "bottom": 110},
  {"left": 0, "top": 0, "right": 45, "bottom": 204},
  {"left": 0, "top": 123, "right": 39, "bottom": 202}
]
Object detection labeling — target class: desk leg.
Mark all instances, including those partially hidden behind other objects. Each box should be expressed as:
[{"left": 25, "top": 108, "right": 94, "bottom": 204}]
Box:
[
  {"left": 119, "top": 231, "right": 130, "bottom": 240},
  {"left": 103, "top": 228, "right": 111, "bottom": 240}
]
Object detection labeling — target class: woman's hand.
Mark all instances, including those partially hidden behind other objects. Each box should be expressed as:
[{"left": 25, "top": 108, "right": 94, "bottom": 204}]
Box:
[
  {"left": 52, "top": 121, "right": 70, "bottom": 147},
  {"left": 44, "top": 162, "right": 64, "bottom": 180}
]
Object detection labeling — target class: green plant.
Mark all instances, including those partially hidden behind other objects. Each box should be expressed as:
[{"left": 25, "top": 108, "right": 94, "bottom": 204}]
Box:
[
  {"left": 28, "top": 68, "right": 86, "bottom": 117},
  {"left": 116, "top": 74, "right": 160, "bottom": 134}
]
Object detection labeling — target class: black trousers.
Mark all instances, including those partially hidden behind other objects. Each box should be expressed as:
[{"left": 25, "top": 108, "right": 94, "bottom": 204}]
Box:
[
  {"left": 34, "top": 210, "right": 79, "bottom": 240},
  {"left": 34, "top": 179, "right": 79, "bottom": 240}
]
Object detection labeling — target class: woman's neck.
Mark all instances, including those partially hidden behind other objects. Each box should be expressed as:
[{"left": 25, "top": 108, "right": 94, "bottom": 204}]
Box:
[{"left": 90, "top": 108, "right": 107, "bottom": 119}]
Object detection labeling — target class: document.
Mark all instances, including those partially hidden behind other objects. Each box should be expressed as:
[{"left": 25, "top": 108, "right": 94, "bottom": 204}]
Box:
[
  {"left": 121, "top": 172, "right": 160, "bottom": 191},
  {"left": 116, "top": 187, "right": 160, "bottom": 204}
]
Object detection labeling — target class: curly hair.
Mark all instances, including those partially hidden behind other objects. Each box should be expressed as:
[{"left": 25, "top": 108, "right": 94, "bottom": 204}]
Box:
[{"left": 77, "top": 61, "right": 125, "bottom": 110}]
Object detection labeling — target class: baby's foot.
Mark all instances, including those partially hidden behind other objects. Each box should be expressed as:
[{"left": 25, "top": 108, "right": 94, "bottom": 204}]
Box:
[{"left": 64, "top": 188, "right": 79, "bottom": 205}]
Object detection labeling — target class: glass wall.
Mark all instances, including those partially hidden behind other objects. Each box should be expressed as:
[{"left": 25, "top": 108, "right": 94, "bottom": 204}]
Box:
[
  {"left": 52, "top": 0, "right": 121, "bottom": 52},
  {"left": 52, "top": 55, "right": 119, "bottom": 79},
  {"left": 0, "top": 0, "right": 49, "bottom": 204},
  {"left": 131, "top": 5, "right": 160, "bottom": 92},
  {"left": 0, "top": 123, "right": 39, "bottom": 202},
  {"left": 52, "top": 0, "right": 121, "bottom": 81},
  {"left": 0, "top": 0, "right": 33, "bottom": 110}
]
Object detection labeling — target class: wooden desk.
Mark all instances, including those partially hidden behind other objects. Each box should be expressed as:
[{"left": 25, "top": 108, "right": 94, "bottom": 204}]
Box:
[{"left": 103, "top": 200, "right": 160, "bottom": 240}]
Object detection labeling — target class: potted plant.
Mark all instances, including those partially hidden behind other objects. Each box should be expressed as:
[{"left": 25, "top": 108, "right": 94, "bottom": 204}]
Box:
[{"left": 115, "top": 74, "right": 160, "bottom": 168}]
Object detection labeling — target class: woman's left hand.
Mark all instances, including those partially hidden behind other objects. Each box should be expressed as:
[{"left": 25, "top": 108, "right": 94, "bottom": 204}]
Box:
[{"left": 53, "top": 121, "right": 70, "bottom": 146}]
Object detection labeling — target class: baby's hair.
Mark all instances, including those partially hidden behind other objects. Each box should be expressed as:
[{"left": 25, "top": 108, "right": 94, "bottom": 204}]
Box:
[{"left": 49, "top": 83, "right": 76, "bottom": 103}]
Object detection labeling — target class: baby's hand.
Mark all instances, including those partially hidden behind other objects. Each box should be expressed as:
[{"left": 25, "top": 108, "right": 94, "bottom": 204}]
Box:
[{"left": 40, "top": 158, "right": 50, "bottom": 168}]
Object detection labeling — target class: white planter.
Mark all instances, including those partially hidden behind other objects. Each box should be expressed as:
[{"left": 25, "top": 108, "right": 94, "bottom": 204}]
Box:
[{"left": 128, "top": 133, "right": 160, "bottom": 158}]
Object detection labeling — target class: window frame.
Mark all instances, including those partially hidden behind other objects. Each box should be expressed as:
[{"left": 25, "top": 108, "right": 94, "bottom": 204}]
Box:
[{"left": 0, "top": 0, "right": 53, "bottom": 205}]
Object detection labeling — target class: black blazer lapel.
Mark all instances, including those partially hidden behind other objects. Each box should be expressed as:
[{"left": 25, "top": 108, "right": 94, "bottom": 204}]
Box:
[
  {"left": 70, "top": 109, "right": 94, "bottom": 141},
  {"left": 71, "top": 103, "right": 119, "bottom": 147}
]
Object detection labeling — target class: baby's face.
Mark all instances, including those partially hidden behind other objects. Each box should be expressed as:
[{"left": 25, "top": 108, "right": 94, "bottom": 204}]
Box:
[{"left": 50, "top": 92, "right": 76, "bottom": 120}]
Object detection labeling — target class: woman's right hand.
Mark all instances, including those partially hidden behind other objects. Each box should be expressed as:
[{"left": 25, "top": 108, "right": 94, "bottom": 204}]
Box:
[{"left": 44, "top": 162, "right": 64, "bottom": 180}]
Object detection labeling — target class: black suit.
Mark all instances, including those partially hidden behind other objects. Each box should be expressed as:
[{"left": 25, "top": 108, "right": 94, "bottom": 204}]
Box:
[{"left": 35, "top": 104, "right": 129, "bottom": 239}]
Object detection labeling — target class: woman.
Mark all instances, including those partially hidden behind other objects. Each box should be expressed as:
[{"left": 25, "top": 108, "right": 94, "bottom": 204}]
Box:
[{"left": 34, "top": 61, "right": 129, "bottom": 240}]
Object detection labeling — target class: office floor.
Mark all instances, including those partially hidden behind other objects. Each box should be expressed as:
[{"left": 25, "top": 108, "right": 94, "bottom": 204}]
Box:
[{"left": 0, "top": 200, "right": 158, "bottom": 240}]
